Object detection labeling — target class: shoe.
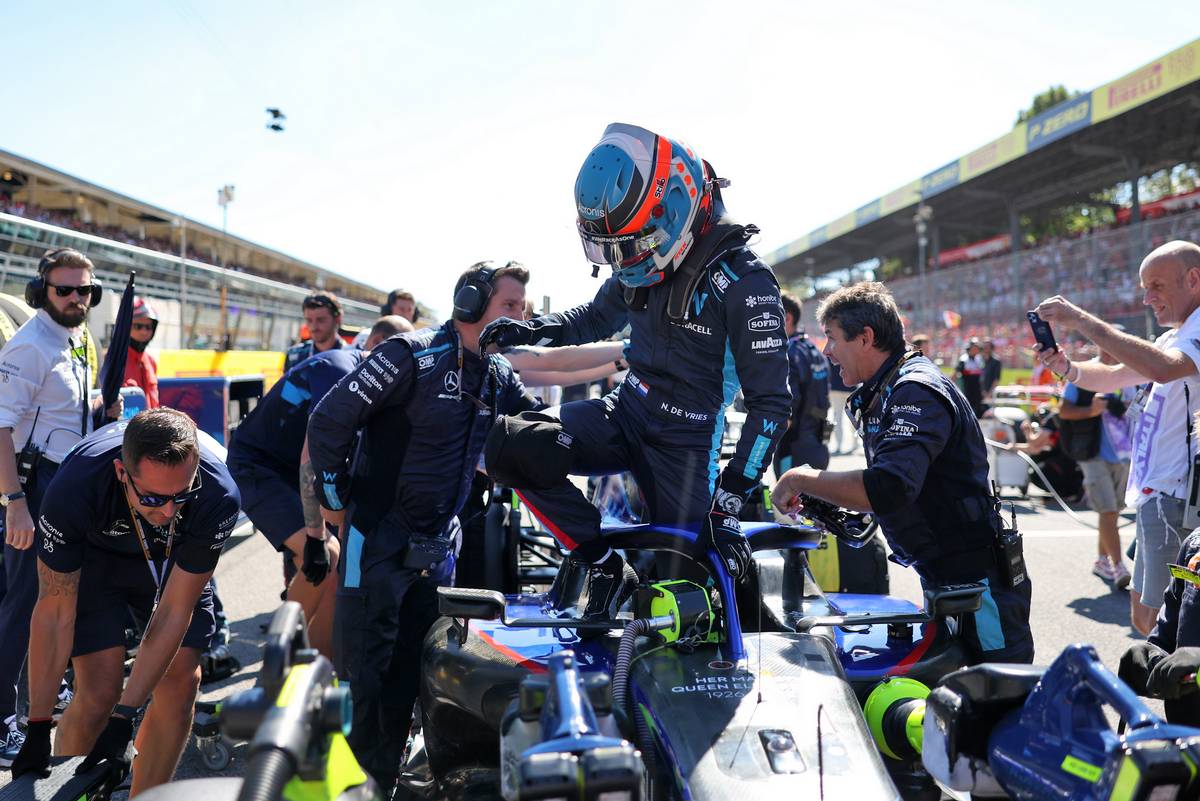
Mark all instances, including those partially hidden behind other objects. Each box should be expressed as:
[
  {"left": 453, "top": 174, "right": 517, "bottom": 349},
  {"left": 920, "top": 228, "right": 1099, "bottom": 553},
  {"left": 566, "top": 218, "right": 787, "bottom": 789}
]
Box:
[
  {"left": 54, "top": 681, "right": 73, "bottom": 721},
  {"left": 579, "top": 552, "right": 638, "bottom": 620},
  {"left": 1112, "top": 562, "right": 1132, "bottom": 591},
  {"left": 0, "top": 715, "right": 25, "bottom": 768},
  {"left": 1092, "top": 557, "right": 1118, "bottom": 583}
]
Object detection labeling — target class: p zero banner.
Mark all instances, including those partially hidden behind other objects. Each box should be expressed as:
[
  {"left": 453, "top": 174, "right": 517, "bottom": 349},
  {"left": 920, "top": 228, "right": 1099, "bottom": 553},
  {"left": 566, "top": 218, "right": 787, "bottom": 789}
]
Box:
[
  {"left": 1092, "top": 39, "right": 1200, "bottom": 123},
  {"left": 1026, "top": 95, "right": 1092, "bottom": 151}
]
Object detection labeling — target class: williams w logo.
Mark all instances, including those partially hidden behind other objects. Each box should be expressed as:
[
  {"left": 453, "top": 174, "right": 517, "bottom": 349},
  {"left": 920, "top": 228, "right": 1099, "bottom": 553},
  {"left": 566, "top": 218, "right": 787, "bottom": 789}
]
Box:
[
  {"left": 322, "top": 471, "right": 338, "bottom": 483},
  {"left": 692, "top": 292, "right": 708, "bottom": 317},
  {"left": 762, "top": 421, "right": 779, "bottom": 435}
]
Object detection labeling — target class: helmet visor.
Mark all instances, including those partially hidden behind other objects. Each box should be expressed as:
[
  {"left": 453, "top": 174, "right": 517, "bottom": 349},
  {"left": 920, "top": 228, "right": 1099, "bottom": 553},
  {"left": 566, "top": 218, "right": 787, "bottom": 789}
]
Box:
[{"left": 578, "top": 224, "right": 667, "bottom": 268}]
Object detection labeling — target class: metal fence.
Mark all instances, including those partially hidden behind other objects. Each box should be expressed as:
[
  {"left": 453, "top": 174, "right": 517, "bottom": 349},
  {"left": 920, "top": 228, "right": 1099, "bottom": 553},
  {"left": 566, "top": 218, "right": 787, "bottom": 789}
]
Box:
[{"left": 0, "top": 212, "right": 379, "bottom": 351}]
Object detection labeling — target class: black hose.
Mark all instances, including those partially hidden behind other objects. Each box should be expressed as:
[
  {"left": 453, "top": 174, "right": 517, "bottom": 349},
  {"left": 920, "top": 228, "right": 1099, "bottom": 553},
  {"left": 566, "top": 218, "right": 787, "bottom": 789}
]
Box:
[
  {"left": 613, "top": 619, "right": 657, "bottom": 774},
  {"left": 236, "top": 748, "right": 296, "bottom": 801}
]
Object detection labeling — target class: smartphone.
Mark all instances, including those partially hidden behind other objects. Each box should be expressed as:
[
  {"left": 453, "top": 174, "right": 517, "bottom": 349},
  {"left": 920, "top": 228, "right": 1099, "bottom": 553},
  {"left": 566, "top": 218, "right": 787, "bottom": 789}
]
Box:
[{"left": 1026, "top": 311, "right": 1057, "bottom": 353}]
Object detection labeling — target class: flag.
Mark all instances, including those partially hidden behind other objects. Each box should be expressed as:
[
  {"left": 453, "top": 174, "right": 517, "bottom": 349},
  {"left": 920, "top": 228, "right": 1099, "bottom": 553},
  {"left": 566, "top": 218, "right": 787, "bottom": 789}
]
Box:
[
  {"left": 942, "top": 310, "right": 962, "bottom": 329},
  {"left": 99, "top": 272, "right": 136, "bottom": 413}
]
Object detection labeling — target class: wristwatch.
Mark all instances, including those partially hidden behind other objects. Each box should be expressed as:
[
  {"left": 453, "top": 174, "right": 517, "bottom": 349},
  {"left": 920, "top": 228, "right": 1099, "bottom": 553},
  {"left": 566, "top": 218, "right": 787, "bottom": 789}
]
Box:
[{"left": 0, "top": 491, "right": 26, "bottom": 507}]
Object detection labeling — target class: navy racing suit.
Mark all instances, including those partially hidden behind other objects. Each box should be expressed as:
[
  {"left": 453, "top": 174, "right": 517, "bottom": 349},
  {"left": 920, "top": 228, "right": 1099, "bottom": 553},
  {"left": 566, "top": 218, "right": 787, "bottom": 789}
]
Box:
[
  {"left": 850, "top": 350, "right": 1033, "bottom": 663},
  {"left": 228, "top": 348, "right": 365, "bottom": 550},
  {"left": 305, "top": 320, "right": 540, "bottom": 789},
  {"left": 774, "top": 330, "right": 831, "bottom": 473},
  {"left": 486, "top": 221, "right": 791, "bottom": 565}
]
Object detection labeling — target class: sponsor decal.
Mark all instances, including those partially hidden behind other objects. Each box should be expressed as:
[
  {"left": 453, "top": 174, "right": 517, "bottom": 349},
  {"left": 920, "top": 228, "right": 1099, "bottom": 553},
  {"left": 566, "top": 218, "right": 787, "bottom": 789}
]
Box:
[
  {"left": 714, "top": 489, "right": 743, "bottom": 515},
  {"left": 886, "top": 419, "right": 918, "bottom": 437},
  {"left": 743, "top": 294, "right": 779, "bottom": 308},
  {"left": 751, "top": 337, "right": 784, "bottom": 351},
  {"left": 374, "top": 352, "right": 400, "bottom": 375},
  {"left": 102, "top": 519, "right": 131, "bottom": 538},
  {"left": 849, "top": 647, "right": 878, "bottom": 662},
  {"left": 322, "top": 471, "right": 339, "bottom": 483},
  {"left": 762, "top": 420, "right": 779, "bottom": 435},
  {"left": 628, "top": 373, "right": 650, "bottom": 396},
  {"left": 891, "top": 403, "right": 922, "bottom": 416},
  {"left": 556, "top": 432, "right": 574, "bottom": 448},
  {"left": 443, "top": 372, "right": 460, "bottom": 393},
  {"left": 747, "top": 312, "right": 782, "bottom": 333},
  {"left": 692, "top": 292, "right": 708, "bottom": 317},
  {"left": 674, "top": 321, "right": 712, "bottom": 337},
  {"left": 417, "top": 354, "right": 436, "bottom": 370},
  {"left": 653, "top": 176, "right": 667, "bottom": 199},
  {"left": 578, "top": 206, "right": 606, "bottom": 219},
  {"left": 712, "top": 271, "right": 730, "bottom": 291}
]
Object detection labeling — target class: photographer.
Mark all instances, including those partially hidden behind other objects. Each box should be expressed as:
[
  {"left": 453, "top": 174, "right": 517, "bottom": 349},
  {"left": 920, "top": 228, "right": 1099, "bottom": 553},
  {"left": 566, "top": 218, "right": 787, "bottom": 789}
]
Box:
[
  {"left": 1058, "top": 346, "right": 1135, "bottom": 589},
  {"left": 774, "top": 282, "right": 1033, "bottom": 664},
  {"left": 1035, "top": 240, "right": 1200, "bottom": 634},
  {"left": 0, "top": 247, "right": 118, "bottom": 766}
]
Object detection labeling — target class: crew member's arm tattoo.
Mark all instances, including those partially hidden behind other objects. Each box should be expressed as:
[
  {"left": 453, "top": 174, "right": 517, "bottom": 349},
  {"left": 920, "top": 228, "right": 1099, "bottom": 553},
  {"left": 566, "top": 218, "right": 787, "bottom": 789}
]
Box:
[
  {"left": 503, "top": 346, "right": 543, "bottom": 360},
  {"left": 36, "top": 561, "right": 80, "bottom": 600},
  {"left": 299, "top": 459, "right": 323, "bottom": 531}
]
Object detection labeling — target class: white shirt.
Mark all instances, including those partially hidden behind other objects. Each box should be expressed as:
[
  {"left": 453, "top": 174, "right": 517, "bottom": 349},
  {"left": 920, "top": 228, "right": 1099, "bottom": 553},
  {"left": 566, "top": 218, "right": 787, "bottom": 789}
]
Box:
[
  {"left": 1126, "top": 305, "right": 1200, "bottom": 507},
  {"left": 0, "top": 310, "right": 93, "bottom": 463}
]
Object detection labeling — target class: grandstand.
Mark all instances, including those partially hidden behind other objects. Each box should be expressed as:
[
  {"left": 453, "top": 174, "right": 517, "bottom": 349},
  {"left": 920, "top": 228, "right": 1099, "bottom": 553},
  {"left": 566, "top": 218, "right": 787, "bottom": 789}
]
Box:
[
  {"left": 0, "top": 148, "right": 388, "bottom": 350},
  {"left": 768, "top": 36, "right": 1200, "bottom": 368}
]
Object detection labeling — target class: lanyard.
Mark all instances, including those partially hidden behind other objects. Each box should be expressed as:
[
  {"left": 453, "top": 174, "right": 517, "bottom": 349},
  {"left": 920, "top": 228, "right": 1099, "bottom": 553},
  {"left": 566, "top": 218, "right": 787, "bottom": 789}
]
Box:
[
  {"left": 849, "top": 351, "right": 920, "bottom": 435},
  {"left": 123, "top": 493, "right": 177, "bottom": 610}
]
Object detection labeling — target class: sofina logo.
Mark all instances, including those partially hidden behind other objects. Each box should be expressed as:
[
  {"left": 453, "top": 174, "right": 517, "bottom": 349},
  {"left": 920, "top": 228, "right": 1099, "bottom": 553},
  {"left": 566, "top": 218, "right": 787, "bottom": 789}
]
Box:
[{"left": 747, "top": 312, "right": 782, "bottom": 333}]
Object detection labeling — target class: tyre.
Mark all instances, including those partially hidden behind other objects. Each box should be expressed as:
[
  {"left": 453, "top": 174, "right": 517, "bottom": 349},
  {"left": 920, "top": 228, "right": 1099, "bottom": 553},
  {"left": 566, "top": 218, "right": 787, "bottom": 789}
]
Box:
[{"left": 199, "top": 738, "right": 232, "bottom": 771}]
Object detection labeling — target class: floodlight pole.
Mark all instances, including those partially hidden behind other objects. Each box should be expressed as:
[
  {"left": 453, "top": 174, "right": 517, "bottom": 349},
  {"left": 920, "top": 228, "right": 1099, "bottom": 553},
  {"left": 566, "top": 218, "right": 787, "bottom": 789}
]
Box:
[
  {"left": 217, "top": 185, "right": 235, "bottom": 350},
  {"left": 913, "top": 204, "right": 934, "bottom": 329}
]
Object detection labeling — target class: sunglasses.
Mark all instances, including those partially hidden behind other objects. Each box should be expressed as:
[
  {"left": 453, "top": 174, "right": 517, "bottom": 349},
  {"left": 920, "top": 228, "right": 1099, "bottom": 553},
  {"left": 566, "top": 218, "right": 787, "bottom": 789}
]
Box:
[
  {"left": 49, "top": 283, "right": 96, "bottom": 299},
  {"left": 132, "top": 322, "right": 155, "bottom": 331},
  {"left": 126, "top": 467, "right": 203, "bottom": 508}
]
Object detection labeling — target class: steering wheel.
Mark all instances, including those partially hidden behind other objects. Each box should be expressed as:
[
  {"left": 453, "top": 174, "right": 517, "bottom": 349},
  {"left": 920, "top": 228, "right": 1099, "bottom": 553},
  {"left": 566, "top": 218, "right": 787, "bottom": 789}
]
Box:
[{"left": 795, "top": 494, "right": 878, "bottom": 547}]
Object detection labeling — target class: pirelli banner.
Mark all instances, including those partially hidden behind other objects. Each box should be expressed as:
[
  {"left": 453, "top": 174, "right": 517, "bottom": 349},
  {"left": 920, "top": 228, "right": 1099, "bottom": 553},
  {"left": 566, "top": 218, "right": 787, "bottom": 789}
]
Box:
[{"left": 768, "top": 36, "right": 1200, "bottom": 267}]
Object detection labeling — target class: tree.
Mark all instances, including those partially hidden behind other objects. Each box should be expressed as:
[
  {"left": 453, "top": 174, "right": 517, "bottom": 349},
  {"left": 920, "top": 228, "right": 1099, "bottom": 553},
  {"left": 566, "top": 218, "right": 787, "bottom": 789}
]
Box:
[{"left": 1015, "top": 85, "right": 1082, "bottom": 125}]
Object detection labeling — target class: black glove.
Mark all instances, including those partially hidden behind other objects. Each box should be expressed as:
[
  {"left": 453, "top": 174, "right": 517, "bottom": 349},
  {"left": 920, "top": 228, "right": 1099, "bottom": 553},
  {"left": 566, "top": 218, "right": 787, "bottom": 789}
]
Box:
[
  {"left": 698, "top": 471, "right": 755, "bottom": 582},
  {"left": 76, "top": 715, "right": 133, "bottom": 782},
  {"left": 1119, "top": 641, "right": 1168, "bottom": 695},
  {"left": 10, "top": 719, "right": 52, "bottom": 779},
  {"left": 302, "top": 535, "right": 331, "bottom": 585},
  {"left": 1147, "top": 647, "right": 1200, "bottom": 699},
  {"left": 478, "top": 317, "right": 537, "bottom": 352}
]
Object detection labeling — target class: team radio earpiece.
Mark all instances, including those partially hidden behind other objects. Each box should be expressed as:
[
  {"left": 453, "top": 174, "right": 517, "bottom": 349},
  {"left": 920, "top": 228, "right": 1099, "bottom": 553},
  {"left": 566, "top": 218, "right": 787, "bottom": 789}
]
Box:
[
  {"left": 451, "top": 263, "right": 500, "bottom": 324},
  {"left": 25, "top": 248, "right": 103, "bottom": 309}
]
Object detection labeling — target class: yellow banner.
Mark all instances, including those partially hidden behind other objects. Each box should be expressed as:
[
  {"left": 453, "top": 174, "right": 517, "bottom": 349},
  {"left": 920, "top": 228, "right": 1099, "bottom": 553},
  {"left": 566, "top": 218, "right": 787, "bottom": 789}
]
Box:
[
  {"left": 158, "top": 349, "right": 286, "bottom": 390},
  {"left": 880, "top": 180, "right": 921, "bottom": 216},
  {"left": 959, "top": 123, "right": 1028, "bottom": 183},
  {"left": 1092, "top": 38, "right": 1200, "bottom": 123}
]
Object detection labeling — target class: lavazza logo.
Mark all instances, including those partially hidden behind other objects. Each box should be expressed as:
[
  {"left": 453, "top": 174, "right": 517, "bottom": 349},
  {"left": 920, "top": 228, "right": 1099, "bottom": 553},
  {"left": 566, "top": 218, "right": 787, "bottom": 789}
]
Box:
[
  {"left": 746, "top": 312, "right": 781, "bottom": 333},
  {"left": 751, "top": 337, "right": 784, "bottom": 351}
]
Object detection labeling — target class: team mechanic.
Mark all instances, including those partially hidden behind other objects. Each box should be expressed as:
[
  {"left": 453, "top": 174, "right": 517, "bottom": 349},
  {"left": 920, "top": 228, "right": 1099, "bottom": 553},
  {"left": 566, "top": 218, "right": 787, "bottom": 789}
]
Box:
[
  {"left": 306, "top": 262, "right": 541, "bottom": 794},
  {"left": 480, "top": 122, "right": 791, "bottom": 615},
  {"left": 773, "top": 283, "right": 1034, "bottom": 663},
  {"left": 773, "top": 292, "right": 832, "bottom": 474},
  {"left": 10, "top": 409, "right": 240, "bottom": 795},
  {"left": 227, "top": 315, "right": 411, "bottom": 658}
]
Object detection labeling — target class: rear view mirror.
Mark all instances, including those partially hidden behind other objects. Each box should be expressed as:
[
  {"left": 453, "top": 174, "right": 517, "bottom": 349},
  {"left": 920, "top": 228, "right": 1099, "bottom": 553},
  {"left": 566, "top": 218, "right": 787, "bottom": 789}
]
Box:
[
  {"left": 924, "top": 583, "right": 985, "bottom": 618},
  {"left": 438, "top": 586, "right": 505, "bottom": 621}
]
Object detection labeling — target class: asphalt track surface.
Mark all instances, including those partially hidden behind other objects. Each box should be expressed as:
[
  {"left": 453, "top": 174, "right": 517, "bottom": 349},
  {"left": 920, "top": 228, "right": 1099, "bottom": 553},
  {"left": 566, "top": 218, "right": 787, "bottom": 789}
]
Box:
[{"left": 1, "top": 449, "right": 1155, "bottom": 796}]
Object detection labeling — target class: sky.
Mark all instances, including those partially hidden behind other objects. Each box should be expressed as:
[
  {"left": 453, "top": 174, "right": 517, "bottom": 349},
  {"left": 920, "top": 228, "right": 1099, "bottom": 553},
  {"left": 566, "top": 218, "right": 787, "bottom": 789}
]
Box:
[{"left": 3, "top": 1, "right": 1197, "bottom": 319}]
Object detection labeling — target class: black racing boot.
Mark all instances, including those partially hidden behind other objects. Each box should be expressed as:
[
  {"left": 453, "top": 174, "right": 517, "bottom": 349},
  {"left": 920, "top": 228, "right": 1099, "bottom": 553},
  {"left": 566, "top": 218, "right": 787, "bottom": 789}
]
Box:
[{"left": 580, "top": 552, "right": 638, "bottom": 621}]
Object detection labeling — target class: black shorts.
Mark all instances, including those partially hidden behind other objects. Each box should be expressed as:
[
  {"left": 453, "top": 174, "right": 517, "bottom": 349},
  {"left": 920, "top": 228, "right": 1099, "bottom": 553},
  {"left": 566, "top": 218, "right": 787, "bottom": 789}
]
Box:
[
  {"left": 73, "top": 548, "right": 215, "bottom": 657},
  {"left": 229, "top": 457, "right": 304, "bottom": 551}
]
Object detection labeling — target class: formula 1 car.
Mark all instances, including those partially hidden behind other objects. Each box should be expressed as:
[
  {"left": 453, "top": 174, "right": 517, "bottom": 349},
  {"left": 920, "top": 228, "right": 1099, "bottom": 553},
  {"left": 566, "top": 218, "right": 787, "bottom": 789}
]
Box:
[{"left": 416, "top": 500, "right": 987, "bottom": 801}]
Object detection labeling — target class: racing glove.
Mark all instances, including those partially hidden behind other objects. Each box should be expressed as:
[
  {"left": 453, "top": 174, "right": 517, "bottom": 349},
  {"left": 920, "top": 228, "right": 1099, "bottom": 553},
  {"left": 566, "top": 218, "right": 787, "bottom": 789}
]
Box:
[
  {"left": 478, "top": 317, "right": 538, "bottom": 352},
  {"left": 10, "top": 719, "right": 52, "bottom": 779},
  {"left": 697, "top": 471, "right": 755, "bottom": 582},
  {"left": 1147, "top": 647, "right": 1200, "bottom": 699},
  {"left": 302, "top": 534, "right": 331, "bottom": 585},
  {"left": 1119, "top": 640, "right": 1169, "bottom": 696},
  {"left": 76, "top": 715, "right": 133, "bottom": 786}
]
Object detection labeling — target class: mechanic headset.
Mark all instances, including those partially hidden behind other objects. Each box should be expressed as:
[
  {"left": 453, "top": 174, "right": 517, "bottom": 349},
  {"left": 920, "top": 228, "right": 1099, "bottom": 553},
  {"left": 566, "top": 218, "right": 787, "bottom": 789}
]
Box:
[
  {"left": 25, "top": 248, "right": 103, "bottom": 309},
  {"left": 451, "top": 262, "right": 501, "bottom": 324}
]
